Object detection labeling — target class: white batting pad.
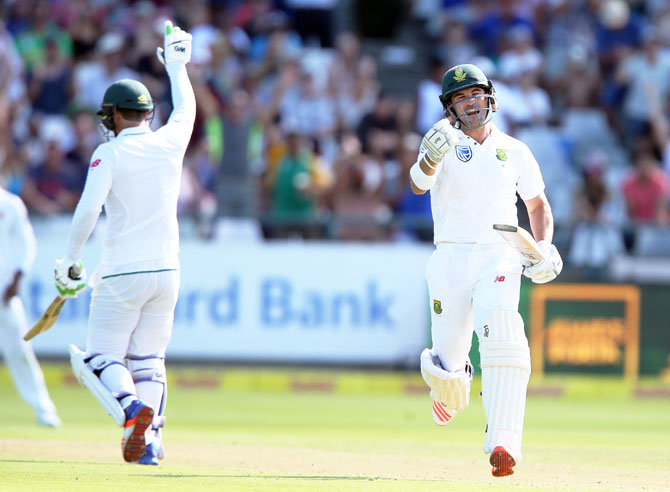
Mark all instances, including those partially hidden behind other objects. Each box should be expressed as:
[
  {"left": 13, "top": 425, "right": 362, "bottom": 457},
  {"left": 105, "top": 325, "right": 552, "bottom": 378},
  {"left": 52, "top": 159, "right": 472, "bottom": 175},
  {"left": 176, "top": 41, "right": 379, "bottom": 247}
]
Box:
[
  {"left": 128, "top": 357, "right": 168, "bottom": 433},
  {"left": 479, "top": 310, "right": 531, "bottom": 461},
  {"left": 69, "top": 344, "right": 125, "bottom": 426},
  {"left": 420, "top": 348, "right": 472, "bottom": 411}
]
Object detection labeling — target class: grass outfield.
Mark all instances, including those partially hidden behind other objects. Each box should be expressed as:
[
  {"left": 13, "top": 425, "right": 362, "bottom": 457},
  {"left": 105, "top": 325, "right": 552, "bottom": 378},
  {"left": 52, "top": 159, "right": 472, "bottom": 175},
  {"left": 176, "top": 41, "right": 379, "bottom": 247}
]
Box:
[{"left": 0, "top": 364, "right": 668, "bottom": 492}]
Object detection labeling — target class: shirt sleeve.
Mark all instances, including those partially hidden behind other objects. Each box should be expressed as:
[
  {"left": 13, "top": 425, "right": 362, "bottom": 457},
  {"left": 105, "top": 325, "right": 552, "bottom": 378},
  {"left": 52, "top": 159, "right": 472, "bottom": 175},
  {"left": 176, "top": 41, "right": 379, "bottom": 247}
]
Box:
[
  {"left": 63, "top": 147, "right": 114, "bottom": 263},
  {"left": 156, "top": 63, "right": 196, "bottom": 150},
  {"left": 516, "top": 143, "right": 545, "bottom": 200},
  {"left": 10, "top": 195, "right": 36, "bottom": 274}
]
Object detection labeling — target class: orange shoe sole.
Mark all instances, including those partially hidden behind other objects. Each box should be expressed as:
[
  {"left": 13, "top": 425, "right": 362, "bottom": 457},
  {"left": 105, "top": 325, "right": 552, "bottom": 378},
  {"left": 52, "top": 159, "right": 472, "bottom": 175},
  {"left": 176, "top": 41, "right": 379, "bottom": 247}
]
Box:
[
  {"left": 121, "top": 405, "right": 154, "bottom": 462},
  {"left": 490, "top": 446, "right": 515, "bottom": 477}
]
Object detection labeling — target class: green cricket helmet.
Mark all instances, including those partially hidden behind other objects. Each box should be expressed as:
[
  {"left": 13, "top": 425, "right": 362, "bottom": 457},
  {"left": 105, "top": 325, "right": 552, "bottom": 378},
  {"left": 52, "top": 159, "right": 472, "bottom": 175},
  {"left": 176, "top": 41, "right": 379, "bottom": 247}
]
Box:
[
  {"left": 438, "top": 64, "right": 496, "bottom": 130},
  {"left": 97, "top": 79, "right": 154, "bottom": 131}
]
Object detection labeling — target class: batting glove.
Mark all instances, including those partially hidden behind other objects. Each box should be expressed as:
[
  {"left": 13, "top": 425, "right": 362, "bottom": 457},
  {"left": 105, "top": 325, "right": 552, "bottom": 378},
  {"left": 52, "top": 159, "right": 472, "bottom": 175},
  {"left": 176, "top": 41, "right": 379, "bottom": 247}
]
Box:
[
  {"left": 523, "top": 240, "right": 563, "bottom": 284},
  {"left": 156, "top": 20, "right": 192, "bottom": 66},
  {"left": 54, "top": 259, "right": 87, "bottom": 298},
  {"left": 421, "top": 119, "right": 458, "bottom": 164}
]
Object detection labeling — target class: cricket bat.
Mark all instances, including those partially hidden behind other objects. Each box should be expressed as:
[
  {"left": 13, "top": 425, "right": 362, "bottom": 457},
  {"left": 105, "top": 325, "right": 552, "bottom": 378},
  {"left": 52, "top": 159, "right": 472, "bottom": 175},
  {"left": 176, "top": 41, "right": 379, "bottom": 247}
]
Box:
[
  {"left": 23, "top": 265, "right": 82, "bottom": 342},
  {"left": 23, "top": 296, "right": 67, "bottom": 341},
  {"left": 493, "top": 224, "right": 544, "bottom": 265}
]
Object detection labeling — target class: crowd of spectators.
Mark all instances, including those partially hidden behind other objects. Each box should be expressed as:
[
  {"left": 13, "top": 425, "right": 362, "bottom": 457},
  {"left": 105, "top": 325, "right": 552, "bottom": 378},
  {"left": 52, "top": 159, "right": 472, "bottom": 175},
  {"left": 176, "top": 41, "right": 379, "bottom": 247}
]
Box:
[{"left": 1, "top": 0, "right": 670, "bottom": 272}]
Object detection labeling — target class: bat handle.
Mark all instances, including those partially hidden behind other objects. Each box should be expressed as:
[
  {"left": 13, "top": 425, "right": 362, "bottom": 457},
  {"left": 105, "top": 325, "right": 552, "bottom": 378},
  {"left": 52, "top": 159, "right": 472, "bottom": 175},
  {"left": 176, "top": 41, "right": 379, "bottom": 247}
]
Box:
[{"left": 69, "top": 265, "right": 82, "bottom": 280}]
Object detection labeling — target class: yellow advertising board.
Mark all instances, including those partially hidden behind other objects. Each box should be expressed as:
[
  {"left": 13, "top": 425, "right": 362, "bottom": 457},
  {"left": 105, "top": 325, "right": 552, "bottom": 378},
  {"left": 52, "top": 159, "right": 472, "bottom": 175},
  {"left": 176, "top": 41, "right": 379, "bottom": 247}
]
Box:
[{"left": 529, "top": 284, "right": 640, "bottom": 380}]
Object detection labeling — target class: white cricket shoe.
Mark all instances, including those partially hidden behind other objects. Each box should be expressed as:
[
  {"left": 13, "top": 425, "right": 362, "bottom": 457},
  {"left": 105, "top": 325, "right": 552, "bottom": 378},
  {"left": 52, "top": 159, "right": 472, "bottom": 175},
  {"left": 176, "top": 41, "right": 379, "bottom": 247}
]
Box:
[
  {"left": 37, "top": 410, "right": 62, "bottom": 428},
  {"left": 432, "top": 400, "right": 457, "bottom": 426}
]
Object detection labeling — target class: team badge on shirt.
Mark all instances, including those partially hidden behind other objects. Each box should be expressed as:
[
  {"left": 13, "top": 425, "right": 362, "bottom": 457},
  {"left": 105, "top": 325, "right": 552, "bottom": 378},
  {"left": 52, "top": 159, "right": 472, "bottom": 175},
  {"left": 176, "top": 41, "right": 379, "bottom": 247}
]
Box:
[
  {"left": 455, "top": 145, "right": 472, "bottom": 162},
  {"left": 433, "top": 300, "right": 443, "bottom": 314},
  {"left": 496, "top": 149, "right": 508, "bottom": 161}
]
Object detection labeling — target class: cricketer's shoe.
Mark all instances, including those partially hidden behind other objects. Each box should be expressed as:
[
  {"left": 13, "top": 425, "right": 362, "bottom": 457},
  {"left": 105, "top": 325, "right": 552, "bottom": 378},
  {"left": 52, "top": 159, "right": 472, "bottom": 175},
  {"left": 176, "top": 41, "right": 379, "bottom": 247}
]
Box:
[
  {"left": 121, "top": 400, "right": 154, "bottom": 463},
  {"left": 138, "top": 442, "right": 160, "bottom": 465},
  {"left": 490, "top": 445, "right": 516, "bottom": 477},
  {"left": 37, "top": 410, "right": 62, "bottom": 428},
  {"left": 432, "top": 400, "right": 457, "bottom": 426}
]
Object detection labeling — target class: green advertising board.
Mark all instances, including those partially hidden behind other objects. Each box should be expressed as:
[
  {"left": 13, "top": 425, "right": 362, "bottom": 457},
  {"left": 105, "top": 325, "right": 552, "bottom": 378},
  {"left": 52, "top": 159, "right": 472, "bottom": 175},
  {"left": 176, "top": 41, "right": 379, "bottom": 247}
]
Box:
[{"left": 464, "top": 283, "right": 670, "bottom": 378}]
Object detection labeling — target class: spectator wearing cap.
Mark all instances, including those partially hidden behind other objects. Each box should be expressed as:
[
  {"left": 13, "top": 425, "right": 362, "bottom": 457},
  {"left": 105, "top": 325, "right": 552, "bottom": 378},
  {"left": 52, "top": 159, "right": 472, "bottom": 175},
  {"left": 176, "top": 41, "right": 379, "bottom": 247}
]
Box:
[
  {"left": 72, "top": 32, "right": 139, "bottom": 112},
  {"left": 499, "top": 58, "right": 552, "bottom": 130},
  {"left": 615, "top": 28, "right": 670, "bottom": 144},
  {"left": 498, "top": 25, "right": 542, "bottom": 82},
  {"left": 595, "top": 0, "right": 645, "bottom": 123}
]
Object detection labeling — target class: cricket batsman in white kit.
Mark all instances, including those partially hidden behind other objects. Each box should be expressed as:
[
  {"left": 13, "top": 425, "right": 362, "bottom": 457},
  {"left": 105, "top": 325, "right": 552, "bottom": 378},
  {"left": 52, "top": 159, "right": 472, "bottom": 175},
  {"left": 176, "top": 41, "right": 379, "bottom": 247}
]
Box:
[
  {"left": 0, "top": 186, "right": 61, "bottom": 427},
  {"left": 409, "top": 64, "right": 563, "bottom": 477},
  {"left": 53, "top": 21, "right": 195, "bottom": 465}
]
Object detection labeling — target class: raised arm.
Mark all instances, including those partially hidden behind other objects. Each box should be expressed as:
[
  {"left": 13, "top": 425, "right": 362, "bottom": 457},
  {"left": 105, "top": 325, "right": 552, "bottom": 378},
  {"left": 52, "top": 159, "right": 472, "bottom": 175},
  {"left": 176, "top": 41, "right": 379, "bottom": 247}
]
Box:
[{"left": 156, "top": 20, "right": 196, "bottom": 149}]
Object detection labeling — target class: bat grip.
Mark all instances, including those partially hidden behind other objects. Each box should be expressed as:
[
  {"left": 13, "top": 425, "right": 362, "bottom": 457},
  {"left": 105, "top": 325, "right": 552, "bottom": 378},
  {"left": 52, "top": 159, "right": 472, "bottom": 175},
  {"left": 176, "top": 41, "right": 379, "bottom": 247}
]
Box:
[{"left": 69, "top": 265, "right": 82, "bottom": 280}]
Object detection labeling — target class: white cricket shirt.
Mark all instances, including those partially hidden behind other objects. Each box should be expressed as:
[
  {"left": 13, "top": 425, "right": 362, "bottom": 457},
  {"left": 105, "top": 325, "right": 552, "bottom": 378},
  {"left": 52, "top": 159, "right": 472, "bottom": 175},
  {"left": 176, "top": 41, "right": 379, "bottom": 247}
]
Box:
[
  {"left": 64, "top": 64, "right": 196, "bottom": 276},
  {"left": 419, "top": 124, "right": 544, "bottom": 244},
  {"left": 0, "top": 188, "right": 36, "bottom": 290}
]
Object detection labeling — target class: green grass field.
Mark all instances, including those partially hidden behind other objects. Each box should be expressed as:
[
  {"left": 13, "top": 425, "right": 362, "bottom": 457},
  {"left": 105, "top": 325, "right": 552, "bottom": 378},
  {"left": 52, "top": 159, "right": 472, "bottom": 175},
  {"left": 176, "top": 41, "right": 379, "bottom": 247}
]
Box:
[{"left": 0, "top": 364, "right": 668, "bottom": 492}]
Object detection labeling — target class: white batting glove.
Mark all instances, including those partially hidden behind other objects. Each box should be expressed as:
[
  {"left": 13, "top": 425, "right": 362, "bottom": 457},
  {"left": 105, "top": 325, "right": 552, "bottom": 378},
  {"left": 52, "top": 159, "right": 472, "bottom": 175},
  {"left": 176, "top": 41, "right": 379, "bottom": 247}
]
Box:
[
  {"left": 54, "top": 259, "right": 87, "bottom": 298},
  {"left": 420, "top": 348, "right": 472, "bottom": 411},
  {"left": 156, "top": 20, "right": 192, "bottom": 66},
  {"left": 523, "top": 240, "right": 563, "bottom": 284},
  {"left": 421, "top": 119, "right": 458, "bottom": 164}
]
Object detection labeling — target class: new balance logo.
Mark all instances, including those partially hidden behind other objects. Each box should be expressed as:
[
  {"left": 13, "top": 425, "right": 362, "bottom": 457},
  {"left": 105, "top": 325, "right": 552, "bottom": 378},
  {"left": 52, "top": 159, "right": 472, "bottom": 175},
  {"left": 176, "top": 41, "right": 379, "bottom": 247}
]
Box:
[{"left": 494, "top": 275, "right": 505, "bottom": 283}]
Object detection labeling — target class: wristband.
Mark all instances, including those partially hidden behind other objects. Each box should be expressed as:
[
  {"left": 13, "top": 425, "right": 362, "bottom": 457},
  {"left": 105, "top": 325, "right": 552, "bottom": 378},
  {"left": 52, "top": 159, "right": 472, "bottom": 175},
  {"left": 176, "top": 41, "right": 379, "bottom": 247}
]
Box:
[
  {"left": 410, "top": 161, "right": 437, "bottom": 191},
  {"left": 424, "top": 156, "right": 439, "bottom": 170}
]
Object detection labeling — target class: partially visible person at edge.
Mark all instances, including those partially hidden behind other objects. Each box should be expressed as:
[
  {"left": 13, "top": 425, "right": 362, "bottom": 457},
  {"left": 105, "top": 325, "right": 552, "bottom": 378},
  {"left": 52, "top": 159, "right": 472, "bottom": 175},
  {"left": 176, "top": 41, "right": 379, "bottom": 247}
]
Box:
[{"left": 0, "top": 183, "right": 61, "bottom": 428}]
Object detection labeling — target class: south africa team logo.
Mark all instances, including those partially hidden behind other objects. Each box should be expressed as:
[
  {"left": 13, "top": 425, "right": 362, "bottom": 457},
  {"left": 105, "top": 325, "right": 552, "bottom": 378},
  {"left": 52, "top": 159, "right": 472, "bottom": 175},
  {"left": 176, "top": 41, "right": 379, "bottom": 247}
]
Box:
[
  {"left": 496, "top": 149, "right": 508, "bottom": 161},
  {"left": 453, "top": 67, "right": 466, "bottom": 82},
  {"left": 433, "top": 300, "right": 443, "bottom": 314},
  {"left": 455, "top": 145, "right": 472, "bottom": 162}
]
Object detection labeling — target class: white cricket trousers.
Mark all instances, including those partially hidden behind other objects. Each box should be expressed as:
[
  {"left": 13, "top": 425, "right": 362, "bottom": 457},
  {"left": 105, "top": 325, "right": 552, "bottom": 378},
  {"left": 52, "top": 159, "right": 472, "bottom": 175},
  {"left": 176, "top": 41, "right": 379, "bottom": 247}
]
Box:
[
  {"left": 0, "top": 297, "right": 58, "bottom": 415},
  {"left": 86, "top": 270, "right": 180, "bottom": 359},
  {"left": 425, "top": 243, "right": 522, "bottom": 371}
]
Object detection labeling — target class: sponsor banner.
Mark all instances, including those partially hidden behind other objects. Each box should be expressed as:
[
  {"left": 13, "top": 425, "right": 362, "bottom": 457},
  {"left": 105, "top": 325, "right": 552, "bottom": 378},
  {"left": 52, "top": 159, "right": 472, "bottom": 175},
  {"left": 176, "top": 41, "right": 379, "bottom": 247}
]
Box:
[
  {"left": 529, "top": 284, "right": 640, "bottom": 379},
  {"left": 25, "top": 221, "right": 432, "bottom": 364}
]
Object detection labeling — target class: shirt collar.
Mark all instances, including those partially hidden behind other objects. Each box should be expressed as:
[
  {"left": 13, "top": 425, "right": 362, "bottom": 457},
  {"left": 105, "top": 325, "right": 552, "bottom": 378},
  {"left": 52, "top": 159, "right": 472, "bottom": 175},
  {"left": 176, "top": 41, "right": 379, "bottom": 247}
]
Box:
[{"left": 117, "top": 125, "right": 151, "bottom": 138}]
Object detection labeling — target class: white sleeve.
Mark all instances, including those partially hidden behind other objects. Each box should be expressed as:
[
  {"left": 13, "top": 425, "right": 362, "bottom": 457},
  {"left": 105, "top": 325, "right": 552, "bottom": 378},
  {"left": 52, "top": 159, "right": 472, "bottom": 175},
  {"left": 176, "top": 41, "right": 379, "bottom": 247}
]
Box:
[
  {"left": 158, "top": 63, "right": 196, "bottom": 150},
  {"left": 11, "top": 195, "right": 36, "bottom": 274},
  {"left": 63, "top": 148, "right": 114, "bottom": 263},
  {"left": 516, "top": 143, "right": 545, "bottom": 200}
]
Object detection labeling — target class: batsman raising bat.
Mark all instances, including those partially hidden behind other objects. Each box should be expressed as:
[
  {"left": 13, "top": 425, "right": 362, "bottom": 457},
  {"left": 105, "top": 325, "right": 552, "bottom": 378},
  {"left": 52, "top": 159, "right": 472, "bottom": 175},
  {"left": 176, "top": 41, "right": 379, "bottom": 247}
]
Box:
[
  {"left": 53, "top": 20, "right": 195, "bottom": 465},
  {"left": 409, "top": 64, "right": 563, "bottom": 477}
]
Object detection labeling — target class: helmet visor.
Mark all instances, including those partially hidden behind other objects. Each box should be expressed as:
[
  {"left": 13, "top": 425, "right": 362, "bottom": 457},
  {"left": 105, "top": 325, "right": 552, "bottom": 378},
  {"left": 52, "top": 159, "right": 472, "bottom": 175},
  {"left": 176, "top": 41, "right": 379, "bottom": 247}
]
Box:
[{"left": 447, "top": 94, "right": 496, "bottom": 130}]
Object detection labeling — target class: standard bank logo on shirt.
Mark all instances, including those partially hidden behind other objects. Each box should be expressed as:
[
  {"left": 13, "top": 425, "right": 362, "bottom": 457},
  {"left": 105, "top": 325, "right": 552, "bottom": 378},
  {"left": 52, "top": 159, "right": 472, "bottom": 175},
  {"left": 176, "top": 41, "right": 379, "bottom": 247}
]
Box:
[{"left": 455, "top": 145, "right": 472, "bottom": 162}]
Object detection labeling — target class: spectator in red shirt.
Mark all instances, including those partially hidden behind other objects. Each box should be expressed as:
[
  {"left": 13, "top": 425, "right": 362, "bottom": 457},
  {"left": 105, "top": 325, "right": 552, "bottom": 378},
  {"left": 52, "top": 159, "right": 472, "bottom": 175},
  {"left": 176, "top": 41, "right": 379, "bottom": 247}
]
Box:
[{"left": 622, "top": 151, "right": 669, "bottom": 223}]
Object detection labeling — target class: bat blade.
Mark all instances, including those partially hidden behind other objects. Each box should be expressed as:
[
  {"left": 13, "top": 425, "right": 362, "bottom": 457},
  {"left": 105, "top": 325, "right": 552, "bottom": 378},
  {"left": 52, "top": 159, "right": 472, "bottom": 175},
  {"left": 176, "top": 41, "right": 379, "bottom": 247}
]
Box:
[
  {"left": 493, "top": 224, "right": 545, "bottom": 264},
  {"left": 23, "top": 297, "right": 66, "bottom": 341}
]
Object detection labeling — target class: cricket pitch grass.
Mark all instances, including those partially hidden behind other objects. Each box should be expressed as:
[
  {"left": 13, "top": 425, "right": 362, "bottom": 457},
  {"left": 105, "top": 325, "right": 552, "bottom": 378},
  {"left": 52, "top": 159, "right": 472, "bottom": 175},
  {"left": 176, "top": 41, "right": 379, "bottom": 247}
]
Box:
[{"left": 0, "top": 364, "right": 668, "bottom": 492}]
